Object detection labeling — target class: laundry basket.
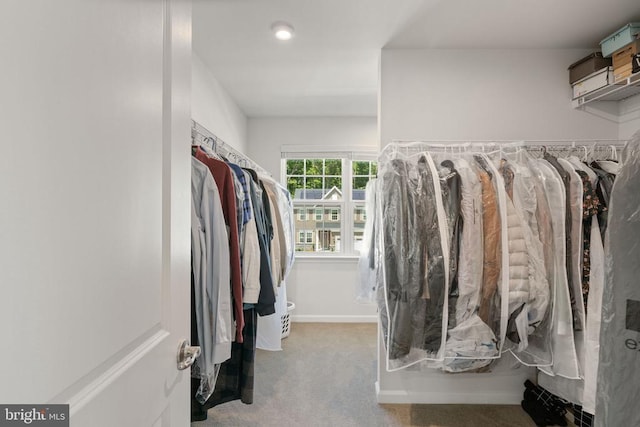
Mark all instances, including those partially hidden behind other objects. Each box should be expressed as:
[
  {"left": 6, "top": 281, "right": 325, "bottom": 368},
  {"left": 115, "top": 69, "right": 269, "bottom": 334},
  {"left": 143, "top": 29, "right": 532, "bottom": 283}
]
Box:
[{"left": 281, "top": 301, "right": 295, "bottom": 339}]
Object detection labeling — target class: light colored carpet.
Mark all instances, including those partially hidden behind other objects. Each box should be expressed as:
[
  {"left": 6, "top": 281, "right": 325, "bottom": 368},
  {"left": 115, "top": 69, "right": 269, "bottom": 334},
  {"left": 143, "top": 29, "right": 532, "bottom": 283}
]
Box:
[{"left": 194, "top": 323, "right": 537, "bottom": 427}]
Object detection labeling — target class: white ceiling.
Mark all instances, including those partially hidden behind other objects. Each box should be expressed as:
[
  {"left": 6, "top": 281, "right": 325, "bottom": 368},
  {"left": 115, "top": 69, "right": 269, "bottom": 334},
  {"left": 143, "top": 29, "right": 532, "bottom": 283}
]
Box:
[{"left": 193, "top": 0, "right": 640, "bottom": 118}]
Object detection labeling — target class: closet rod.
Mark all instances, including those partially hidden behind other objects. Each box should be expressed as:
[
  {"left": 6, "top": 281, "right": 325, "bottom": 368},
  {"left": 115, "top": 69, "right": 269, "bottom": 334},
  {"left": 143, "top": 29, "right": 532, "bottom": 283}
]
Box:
[
  {"left": 390, "top": 139, "right": 627, "bottom": 146},
  {"left": 191, "top": 119, "right": 271, "bottom": 176}
]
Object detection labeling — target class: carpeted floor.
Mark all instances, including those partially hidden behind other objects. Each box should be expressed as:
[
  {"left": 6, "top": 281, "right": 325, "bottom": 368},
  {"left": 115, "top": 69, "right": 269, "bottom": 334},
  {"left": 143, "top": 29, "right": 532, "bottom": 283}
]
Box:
[{"left": 193, "top": 323, "right": 537, "bottom": 427}]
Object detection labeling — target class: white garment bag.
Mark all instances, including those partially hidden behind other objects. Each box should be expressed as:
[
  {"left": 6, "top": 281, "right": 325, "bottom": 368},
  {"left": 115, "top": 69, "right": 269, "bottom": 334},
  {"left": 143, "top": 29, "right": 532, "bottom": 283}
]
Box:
[{"left": 531, "top": 159, "right": 580, "bottom": 380}]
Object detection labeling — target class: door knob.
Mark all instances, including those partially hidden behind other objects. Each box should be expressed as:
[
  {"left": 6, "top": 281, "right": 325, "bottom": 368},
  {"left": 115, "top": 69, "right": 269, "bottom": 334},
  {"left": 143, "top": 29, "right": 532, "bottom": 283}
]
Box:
[{"left": 177, "top": 340, "right": 201, "bottom": 370}]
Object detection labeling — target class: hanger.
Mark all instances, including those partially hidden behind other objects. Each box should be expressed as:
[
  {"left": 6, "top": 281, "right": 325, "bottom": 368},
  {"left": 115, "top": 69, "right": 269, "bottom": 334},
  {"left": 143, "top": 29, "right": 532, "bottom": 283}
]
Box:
[{"left": 473, "top": 154, "right": 493, "bottom": 177}]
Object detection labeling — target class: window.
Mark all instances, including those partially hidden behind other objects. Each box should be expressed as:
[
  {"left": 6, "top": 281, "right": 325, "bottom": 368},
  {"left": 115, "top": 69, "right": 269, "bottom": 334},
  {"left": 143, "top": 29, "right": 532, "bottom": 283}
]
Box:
[
  {"left": 353, "top": 206, "right": 366, "bottom": 252},
  {"left": 283, "top": 152, "right": 377, "bottom": 255},
  {"left": 297, "top": 230, "right": 314, "bottom": 251},
  {"left": 352, "top": 160, "right": 377, "bottom": 200},
  {"left": 286, "top": 158, "right": 342, "bottom": 200}
]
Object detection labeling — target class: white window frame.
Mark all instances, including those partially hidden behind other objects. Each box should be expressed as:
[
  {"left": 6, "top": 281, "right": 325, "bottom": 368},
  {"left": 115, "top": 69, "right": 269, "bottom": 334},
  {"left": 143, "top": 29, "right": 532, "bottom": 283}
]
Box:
[{"left": 281, "top": 146, "right": 377, "bottom": 257}]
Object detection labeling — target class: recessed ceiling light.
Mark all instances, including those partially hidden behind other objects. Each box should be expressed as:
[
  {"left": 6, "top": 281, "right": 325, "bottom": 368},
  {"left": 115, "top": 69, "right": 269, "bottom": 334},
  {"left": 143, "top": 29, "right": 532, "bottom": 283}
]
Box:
[{"left": 271, "top": 22, "right": 294, "bottom": 41}]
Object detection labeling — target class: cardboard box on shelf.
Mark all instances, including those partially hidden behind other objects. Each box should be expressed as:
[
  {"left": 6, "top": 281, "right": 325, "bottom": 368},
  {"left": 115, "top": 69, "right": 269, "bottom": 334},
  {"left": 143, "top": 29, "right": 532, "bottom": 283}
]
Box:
[
  {"left": 572, "top": 67, "right": 615, "bottom": 99},
  {"left": 568, "top": 52, "right": 611, "bottom": 84},
  {"left": 614, "top": 63, "right": 634, "bottom": 83},
  {"left": 612, "top": 39, "right": 640, "bottom": 69}
]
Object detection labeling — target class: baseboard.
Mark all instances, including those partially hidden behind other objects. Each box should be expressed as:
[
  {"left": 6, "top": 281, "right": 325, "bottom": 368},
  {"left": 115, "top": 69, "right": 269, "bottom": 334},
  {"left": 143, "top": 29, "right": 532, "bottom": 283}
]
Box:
[
  {"left": 375, "top": 381, "right": 523, "bottom": 404},
  {"left": 291, "top": 314, "right": 377, "bottom": 323}
]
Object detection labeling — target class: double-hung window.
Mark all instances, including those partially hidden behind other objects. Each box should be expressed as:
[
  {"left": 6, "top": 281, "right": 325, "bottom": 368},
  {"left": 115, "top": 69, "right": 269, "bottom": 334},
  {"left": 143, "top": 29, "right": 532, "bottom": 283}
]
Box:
[{"left": 282, "top": 147, "right": 377, "bottom": 256}]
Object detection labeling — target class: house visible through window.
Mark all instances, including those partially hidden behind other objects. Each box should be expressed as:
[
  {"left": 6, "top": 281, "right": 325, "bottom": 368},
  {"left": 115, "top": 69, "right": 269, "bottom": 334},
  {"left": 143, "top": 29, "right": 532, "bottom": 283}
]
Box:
[{"left": 283, "top": 153, "right": 377, "bottom": 255}]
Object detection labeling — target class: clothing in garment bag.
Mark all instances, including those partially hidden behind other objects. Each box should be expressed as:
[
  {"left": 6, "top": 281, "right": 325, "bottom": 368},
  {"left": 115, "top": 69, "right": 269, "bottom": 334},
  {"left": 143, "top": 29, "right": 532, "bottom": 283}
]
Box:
[
  {"left": 596, "top": 133, "right": 640, "bottom": 427},
  {"left": 533, "top": 159, "right": 580, "bottom": 380},
  {"left": 378, "top": 153, "right": 450, "bottom": 370}
]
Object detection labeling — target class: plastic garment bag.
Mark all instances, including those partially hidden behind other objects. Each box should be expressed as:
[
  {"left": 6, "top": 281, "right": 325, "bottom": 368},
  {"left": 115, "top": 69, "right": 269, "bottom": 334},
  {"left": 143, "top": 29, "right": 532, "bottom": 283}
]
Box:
[
  {"left": 357, "top": 179, "right": 380, "bottom": 303},
  {"left": 567, "top": 156, "right": 605, "bottom": 414},
  {"left": 558, "top": 158, "right": 587, "bottom": 336},
  {"left": 377, "top": 149, "right": 450, "bottom": 370},
  {"left": 474, "top": 153, "right": 510, "bottom": 357},
  {"left": 595, "top": 132, "right": 640, "bottom": 427},
  {"left": 532, "top": 159, "right": 580, "bottom": 380},
  {"left": 441, "top": 156, "right": 499, "bottom": 371},
  {"left": 448, "top": 158, "right": 484, "bottom": 326},
  {"left": 494, "top": 149, "right": 552, "bottom": 367},
  {"left": 536, "top": 154, "right": 610, "bottom": 411},
  {"left": 277, "top": 184, "right": 296, "bottom": 279},
  {"left": 376, "top": 146, "right": 513, "bottom": 373},
  {"left": 430, "top": 152, "right": 505, "bottom": 372}
]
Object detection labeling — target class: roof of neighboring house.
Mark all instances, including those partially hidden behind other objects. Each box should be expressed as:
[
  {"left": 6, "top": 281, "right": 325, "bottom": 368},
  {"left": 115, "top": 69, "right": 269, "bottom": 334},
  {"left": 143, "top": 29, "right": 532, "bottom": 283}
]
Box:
[{"left": 293, "top": 187, "right": 366, "bottom": 201}]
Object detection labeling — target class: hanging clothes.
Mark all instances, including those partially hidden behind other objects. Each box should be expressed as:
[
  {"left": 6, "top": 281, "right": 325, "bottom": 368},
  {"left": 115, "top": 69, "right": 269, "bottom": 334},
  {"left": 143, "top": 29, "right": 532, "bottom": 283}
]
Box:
[
  {"left": 191, "top": 157, "right": 233, "bottom": 403},
  {"left": 357, "top": 179, "right": 380, "bottom": 303},
  {"left": 595, "top": 133, "right": 640, "bottom": 427},
  {"left": 240, "top": 170, "right": 261, "bottom": 305},
  {"left": 200, "top": 307, "right": 258, "bottom": 409},
  {"left": 195, "top": 147, "right": 245, "bottom": 343},
  {"left": 365, "top": 141, "right": 618, "bottom": 376},
  {"left": 190, "top": 122, "right": 296, "bottom": 419},
  {"left": 497, "top": 155, "right": 551, "bottom": 365},
  {"left": 359, "top": 139, "right": 627, "bottom": 424},
  {"left": 244, "top": 168, "right": 277, "bottom": 317}
]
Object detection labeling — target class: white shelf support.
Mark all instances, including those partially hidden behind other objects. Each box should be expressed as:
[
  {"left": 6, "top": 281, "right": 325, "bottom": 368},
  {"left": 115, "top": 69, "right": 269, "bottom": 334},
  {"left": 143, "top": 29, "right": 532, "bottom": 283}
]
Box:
[{"left": 573, "top": 72, "right": 640, "bottom": 120}]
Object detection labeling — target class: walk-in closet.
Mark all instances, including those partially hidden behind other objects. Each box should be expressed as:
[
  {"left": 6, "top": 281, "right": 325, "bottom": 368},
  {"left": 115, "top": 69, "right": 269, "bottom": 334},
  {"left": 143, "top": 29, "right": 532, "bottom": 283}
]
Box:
[{"left": 2, "top": 1, "right": 640, "bottom": 426}]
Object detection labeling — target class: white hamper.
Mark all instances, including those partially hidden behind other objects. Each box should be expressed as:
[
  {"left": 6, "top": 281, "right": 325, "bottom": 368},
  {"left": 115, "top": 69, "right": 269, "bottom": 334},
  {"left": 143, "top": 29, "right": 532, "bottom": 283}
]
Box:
[
  {"left": 281, "top": 301, "right": 295, "bottom": 338},
  {"left": 257, "top": 281, "right": 290, "bottom": 350}
]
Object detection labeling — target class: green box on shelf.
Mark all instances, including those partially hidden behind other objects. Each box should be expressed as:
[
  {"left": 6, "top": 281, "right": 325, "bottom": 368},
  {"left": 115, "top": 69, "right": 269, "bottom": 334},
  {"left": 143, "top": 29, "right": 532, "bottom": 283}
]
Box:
[{"left": 600, "top": 23, "right": 640, "bottom": 58}]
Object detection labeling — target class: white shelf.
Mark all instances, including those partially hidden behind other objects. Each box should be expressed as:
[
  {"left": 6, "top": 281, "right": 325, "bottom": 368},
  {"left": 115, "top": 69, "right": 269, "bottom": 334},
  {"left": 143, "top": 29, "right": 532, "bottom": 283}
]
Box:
[{"left": 573, "top": 72, "right": 640, "bottom": 109}]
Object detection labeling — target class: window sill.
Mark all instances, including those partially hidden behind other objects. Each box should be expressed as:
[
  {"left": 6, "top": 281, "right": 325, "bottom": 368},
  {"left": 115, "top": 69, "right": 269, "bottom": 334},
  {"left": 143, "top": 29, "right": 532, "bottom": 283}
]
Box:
[{"left": 293, "top": 254, "right": 360, "bottom": 263}]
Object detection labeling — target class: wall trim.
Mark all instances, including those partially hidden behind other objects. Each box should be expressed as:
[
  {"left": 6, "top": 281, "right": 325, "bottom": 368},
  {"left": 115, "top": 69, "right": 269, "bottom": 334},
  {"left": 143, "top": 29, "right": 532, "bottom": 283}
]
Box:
[
  {"left": 293, "top": 255, "right": 359, "bottom": 263},
  {"left": 292, "top": 315, "right": 377, "bottom": 323},
  {"left": 375, "top": 381, "right": 524, "bottom": 404}
]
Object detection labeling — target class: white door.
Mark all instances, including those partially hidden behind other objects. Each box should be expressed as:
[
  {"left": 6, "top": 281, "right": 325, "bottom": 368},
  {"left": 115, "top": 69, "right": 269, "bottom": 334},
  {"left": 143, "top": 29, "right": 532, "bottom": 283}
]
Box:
[{"left": 0, "top": 1, "right": 192, "bottom": 426}]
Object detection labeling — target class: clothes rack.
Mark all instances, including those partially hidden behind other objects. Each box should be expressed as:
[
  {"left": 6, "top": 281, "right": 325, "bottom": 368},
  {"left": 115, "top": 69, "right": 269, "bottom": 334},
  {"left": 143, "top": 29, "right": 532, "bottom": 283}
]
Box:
[
  {"left": 369, "top": 138, "right": 628, "bottom": 406},
  {"left": 191, "top": 119, "right": 271, "bottom": 177},
  {"left": 190, "top": 121, "right": 296, "bottom": 421}
]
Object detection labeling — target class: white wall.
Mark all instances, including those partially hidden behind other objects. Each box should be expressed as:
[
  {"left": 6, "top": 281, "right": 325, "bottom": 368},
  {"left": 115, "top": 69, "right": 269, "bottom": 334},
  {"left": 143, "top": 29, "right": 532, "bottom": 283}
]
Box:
[
  {"left": 619, "top": 95, "right": 640, "bottom": 140},
  {"left": 192, "top": 52, "right": 248, "bottom": 152},
  {"left": 248, "top": 117, "right": 378, "bottom": 322},
  {"left": 380, "top": 49, "right": 620, "bottom": 146},
  {"left": 376, "top": 48, "right": 623, "bottom": 405}
]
